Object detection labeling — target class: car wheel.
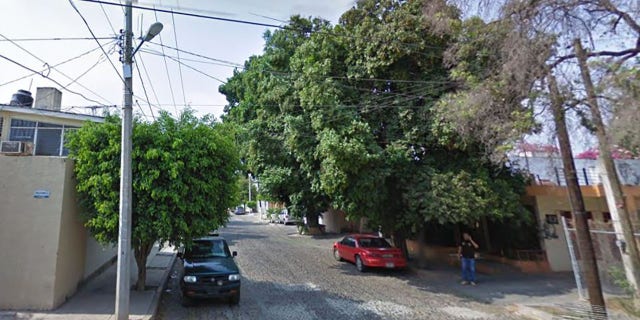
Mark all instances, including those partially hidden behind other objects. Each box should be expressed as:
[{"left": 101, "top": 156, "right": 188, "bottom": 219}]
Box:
[
  {"left": 230, "top": 292, "right": 240, "bottom": 305},
  {"left": 355, "top": 255, "right": 366, "bottom": 272},
  {"left": 333, "top": 248, "right": 343, "bottom": 261}
]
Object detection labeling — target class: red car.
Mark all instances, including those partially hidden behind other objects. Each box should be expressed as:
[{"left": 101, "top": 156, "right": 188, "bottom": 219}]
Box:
[{"left": 333, "top": 234, "right": 407, "bottom": 272}]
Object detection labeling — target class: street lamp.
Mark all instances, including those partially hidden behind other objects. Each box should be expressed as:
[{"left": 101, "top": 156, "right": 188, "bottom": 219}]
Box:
[
  {"left": 133, "top": 22, "right": 163, "bottom": 56},
  {"left": 116, "top": 2, "right": 162, "bottom": 320}
]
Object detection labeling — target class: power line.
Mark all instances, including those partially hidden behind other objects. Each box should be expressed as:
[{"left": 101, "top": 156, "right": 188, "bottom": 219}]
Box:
[
  {"left": 0, "top": 43, "right": 111, "bottom": 88},
  {"left": 0, "top": 37, "right": 115, "bottom": 41},
  {"left": 80, "top": 0, "right": 284, "bottom": 29},
  {"left": 141, "top": 49, "right": 226, "bottom": 84},
  {"left": 68, "top": 0, "right": 125, "bottom": 84},
  {"left": 171, "top": 10, "right": 188, "bottom": 107},
  {"left": 147, "top": 42, "right": 242, "bottom": 67},
  {"left": 154, "top": 6, "right": 178, "bottom": 114},
  {"left": 134, "top": 61, "right": 156, "bottom": 120},
  {"left": 0, "top": 53, "right": 108, "bottom": 106},
  {"left": 137, "top": 54, "right": 162, "bottom": 109},
  {"left": 100, "top": 2, "right": 118, "bottom": 34},
  {"left": 79, "top": 0, "right": 449, "bottom": 59},
  {"left": 0, "top": 32, "right": 114, "bottom": 105}
]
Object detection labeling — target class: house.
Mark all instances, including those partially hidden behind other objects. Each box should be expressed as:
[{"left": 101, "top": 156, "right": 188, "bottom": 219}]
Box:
[
  {"left": 515, "top": 156, "right": 640, "bottom": 273},
  {"left": 0, "top": 88, "right": 118, "bottom": 310}
]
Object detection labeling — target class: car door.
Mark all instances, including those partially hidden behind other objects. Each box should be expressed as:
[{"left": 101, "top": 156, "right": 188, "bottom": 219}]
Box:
[{"left": 344, "top": 237, "right": 357, "bottom": 262}]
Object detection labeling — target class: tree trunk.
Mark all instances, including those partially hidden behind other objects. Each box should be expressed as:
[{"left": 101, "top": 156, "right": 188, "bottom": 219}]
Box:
[
  {"left": 575, "top": 39, "right": 640, "bottom": 303},
  {"left": 481, "top": 216, "right": 492, "bottom": 253},
  {"left": 417, "top": 224, "right": 427, "bottom": 268},
  {"left": 549, "top": 73, "right": 606, "bottom": 316},
  {"left": 392, "top": 229, "right": 409, "bottom": 260},
  {"left": 305, "top": 211, "right": 321, "bottom": 235},
  {"left": 134, "top": 241, "right": 154, "bottom": 291}
]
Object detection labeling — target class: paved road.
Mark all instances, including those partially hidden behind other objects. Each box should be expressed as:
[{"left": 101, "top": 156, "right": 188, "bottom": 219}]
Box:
[{"left": 157, "top": 214, "right": 520, "bottom": 320}]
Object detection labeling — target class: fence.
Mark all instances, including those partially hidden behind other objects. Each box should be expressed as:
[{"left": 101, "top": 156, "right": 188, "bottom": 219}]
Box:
[{"left": 561, "top": 217, "right": 640, "bottom": 319}]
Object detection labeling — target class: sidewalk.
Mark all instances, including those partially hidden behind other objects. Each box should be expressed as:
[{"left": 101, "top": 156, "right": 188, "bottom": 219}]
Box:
[
  {"left": 409, "top": 260, "right": 636, "bottom": 319},
  {"left": 0, "top": 244, "right": 176, "bottom": 320}
]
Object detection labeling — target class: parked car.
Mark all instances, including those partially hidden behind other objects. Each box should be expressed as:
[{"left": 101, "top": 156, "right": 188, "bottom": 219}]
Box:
[
  {"left": 333, "top": 234, "right": 407, "bottom": 272},
  {"left": 234, "top": 206, "right": 245, "bottom": 215},
  {"left": 278, "top": 209, "right": 300, "bottom": 225},
  {"left": 178, "top": 236, "right": 241, "bottom": 306}
]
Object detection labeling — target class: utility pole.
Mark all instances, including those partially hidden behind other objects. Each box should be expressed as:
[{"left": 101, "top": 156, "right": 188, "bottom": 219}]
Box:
[
  {"left": 548, "top": 74, "right": 606, "bottom": 317},
  {"left": 116, "top": 1, "right": 134, "bottom": 319},
  {"left": 248, "top": 173, "right": 252, "bottom": 202},
  {"left": 575, "top": 39, "right": 640, "bottom": 299}
]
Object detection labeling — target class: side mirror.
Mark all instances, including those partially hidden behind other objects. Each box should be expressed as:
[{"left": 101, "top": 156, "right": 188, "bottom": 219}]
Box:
[{"left": 232, "top": 251, "right": 238, "bottom": 257}]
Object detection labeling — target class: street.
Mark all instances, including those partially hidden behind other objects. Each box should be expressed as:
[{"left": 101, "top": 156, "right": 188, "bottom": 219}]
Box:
[{"left": 157, "top": 214, "right": 519, "bottom": 320}]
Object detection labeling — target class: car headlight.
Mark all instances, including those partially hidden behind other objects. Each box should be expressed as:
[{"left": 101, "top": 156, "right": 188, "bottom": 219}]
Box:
[
  {"left": 183, "top": 275, "right": 197, "bottom": 283},
  {"left": 228, "top": 274, "right": 240, "bottom": 281}
]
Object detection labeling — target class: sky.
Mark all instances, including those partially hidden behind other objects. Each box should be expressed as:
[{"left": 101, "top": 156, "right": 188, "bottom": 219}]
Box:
[{"left": 0, "top": 0, "right": 355, "bottom": 120}]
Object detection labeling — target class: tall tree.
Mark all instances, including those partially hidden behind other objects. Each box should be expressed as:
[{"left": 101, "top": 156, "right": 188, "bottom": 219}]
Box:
[
  {"left": 68, "top": 110, "right": 238, "bottom": 290},
  {"left": 437, "top": 0, "right": 640, "bottom": 310}
]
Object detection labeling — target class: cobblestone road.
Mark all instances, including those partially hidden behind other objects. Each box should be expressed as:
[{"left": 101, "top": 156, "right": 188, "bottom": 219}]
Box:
[{"left": 157, "top": 214, "right": 521, "bottom": 320}]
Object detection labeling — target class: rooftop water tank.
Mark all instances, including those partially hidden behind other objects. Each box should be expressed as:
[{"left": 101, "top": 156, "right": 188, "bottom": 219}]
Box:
[{"left": 10, "top": 89, "right": 34, "bottom": 107}]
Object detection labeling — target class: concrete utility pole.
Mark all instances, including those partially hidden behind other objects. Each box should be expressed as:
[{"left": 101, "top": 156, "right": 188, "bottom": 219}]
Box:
[
  {"left": 248, "top": 173, "right": 252, "bottom": 202},
  {"left": 548, "top": 74, "right": 606, "bottom": 317},
  {"left": 574, "top": 39, "right": 640, "bottom": 298},
  {"left": 115, "top": 1, "right": 134, "bottom": 319}
]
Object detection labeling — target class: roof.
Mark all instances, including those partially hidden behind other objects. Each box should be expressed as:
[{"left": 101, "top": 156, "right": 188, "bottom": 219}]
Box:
[{"left": 0, "top": 104, "right": 104, "bottom": 123}]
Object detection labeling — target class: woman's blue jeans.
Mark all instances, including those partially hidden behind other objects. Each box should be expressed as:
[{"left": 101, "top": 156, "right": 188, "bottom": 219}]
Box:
[{"left": 461, "top": 257, "right": 476, "bottom": 282}]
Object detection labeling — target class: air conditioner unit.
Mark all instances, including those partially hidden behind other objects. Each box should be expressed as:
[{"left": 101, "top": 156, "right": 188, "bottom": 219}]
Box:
[
  {"left": 0, "top": 141, "right": 32, "bottom": 155},
  {"left": 1, "top": 141, "right": 23, "bottom": 154}
]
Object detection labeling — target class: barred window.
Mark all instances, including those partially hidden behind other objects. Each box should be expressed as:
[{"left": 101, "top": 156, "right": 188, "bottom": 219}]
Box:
[{"left": 9, "top": 118, "right": 78, "bottom": 156}]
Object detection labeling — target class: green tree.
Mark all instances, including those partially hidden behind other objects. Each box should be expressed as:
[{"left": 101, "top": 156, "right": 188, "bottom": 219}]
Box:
[
  {"left": 221, "top": 0, "right": 532, "bottom": 248},
  {"left": 67, "top": 110, "right": 238, "bottom": 290},
  {"left": 220, "top": 16, "right": 332, "bottom": 229}
]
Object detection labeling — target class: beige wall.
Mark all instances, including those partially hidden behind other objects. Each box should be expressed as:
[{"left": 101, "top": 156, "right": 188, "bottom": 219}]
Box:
[
  {"left": 530, "top": 186, "right": 640, "bottom": 272},
  {"left": 83, "top": 237, "right": 116, "bottom": 279},
  {"left": 52, "top": 159, "right": 87, "bottom": 307},
  {"left": 0, "top": 157, "right": 86, "bottom": 310},
  {"left": 535, "top": 195, "right": 573, "bottom": 272}
]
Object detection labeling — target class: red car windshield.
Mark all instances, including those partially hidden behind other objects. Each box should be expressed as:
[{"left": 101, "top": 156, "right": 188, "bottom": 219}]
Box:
[{"left": 358, "top": 237, "right": 391, "bottom": 248}]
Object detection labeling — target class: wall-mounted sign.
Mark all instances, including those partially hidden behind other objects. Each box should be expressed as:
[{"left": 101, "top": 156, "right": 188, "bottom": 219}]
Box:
[{"left": 33, "top": 190, "right": 50, "bottom": 199}]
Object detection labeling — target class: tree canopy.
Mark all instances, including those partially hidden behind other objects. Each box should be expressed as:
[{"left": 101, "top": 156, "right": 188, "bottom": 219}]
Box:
[
  {"left": 220, "top": 0, "right": 532, "bottom": 245},
  {"left": 67, "top": 110, "right": 239, "bottom": 289}
]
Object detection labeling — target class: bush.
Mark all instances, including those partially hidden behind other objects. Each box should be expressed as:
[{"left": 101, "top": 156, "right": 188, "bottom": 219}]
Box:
[
  {"left": 247, "top": 200, "right": 257, "bottom": 211},
  {"left": 267, "top": 208, "right": 280, "bottom": 221}
]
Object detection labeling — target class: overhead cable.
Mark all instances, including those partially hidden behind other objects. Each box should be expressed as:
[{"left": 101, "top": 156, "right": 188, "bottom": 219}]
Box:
[{"left": 0, "top": 53, "right": 109, "bottom": 106}]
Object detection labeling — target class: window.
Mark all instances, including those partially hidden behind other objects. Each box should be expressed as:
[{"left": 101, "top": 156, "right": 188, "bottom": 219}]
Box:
[
  {"left": 559, "top": 211, "right": 573, "bottom": 227},
  {"left": 9, "top": 119, "right": 36, "bottom": 142},
  {"left": 8, "top": 118, "right": 78, "bottom": 156},
  {"left": 341, "top": 237, "right": 356, "bottom": 247},
  {"left": 358, "top": 237, "right": 391, "bottom": 248}
]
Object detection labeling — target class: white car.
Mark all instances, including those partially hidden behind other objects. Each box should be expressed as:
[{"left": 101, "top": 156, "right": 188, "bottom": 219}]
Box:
[{"left": 278, "top": 210, "right": 300, "bottom": 225}]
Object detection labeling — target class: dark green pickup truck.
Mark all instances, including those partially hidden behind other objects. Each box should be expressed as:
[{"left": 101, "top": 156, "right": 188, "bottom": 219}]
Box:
[{"left": 178, "top": 237, "right": 240, "bottom": 306}]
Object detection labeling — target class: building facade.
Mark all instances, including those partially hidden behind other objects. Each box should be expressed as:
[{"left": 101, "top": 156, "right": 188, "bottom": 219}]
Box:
[{"left": 0, "top": 88, "right": 117, "bottom": 310}]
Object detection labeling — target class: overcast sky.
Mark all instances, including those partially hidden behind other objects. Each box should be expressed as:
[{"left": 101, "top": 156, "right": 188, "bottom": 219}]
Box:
[{"left": 0, "top": 0, "right": 355, "bottom": 119}]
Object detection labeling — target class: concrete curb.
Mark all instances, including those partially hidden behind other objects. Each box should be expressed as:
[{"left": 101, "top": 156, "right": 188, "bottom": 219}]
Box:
[{"left": 146, "top": 252, "right": 177, "bottom": 320}]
